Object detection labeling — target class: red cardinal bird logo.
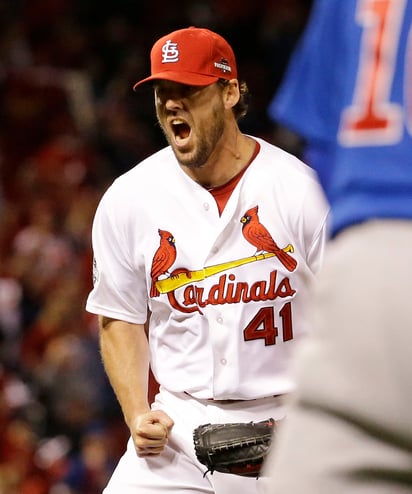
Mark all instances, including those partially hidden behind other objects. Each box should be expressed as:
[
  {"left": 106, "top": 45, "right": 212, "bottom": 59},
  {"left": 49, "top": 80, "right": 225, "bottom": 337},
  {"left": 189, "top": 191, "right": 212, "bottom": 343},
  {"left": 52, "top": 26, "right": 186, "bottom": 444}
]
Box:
[
  {"left": 240, "top": 205, "right": 297, "bottom": 272},
  {"left": 150, "top": 229, "right": 177, "bottom": 297}
]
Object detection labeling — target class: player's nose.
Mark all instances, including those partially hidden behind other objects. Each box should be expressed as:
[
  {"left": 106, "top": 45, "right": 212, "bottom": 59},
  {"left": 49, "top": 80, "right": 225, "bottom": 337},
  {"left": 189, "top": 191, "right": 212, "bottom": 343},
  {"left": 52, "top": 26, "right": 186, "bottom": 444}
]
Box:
[{"left": 164, "top": 95, "right": 184, "bottom": 111}]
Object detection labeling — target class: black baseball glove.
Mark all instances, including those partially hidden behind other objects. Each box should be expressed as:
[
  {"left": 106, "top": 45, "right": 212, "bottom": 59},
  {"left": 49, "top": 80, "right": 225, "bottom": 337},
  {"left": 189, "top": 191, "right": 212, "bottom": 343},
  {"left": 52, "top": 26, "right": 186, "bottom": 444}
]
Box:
[{"left": 193, "top": 418, "right": 276, "bottom": 478}]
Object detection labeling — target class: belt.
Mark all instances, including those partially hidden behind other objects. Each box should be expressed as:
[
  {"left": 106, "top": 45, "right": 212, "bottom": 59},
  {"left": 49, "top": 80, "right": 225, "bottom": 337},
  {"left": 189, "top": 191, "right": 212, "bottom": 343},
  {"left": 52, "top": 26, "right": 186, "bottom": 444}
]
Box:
[
  {"left": 207, "top": 398, "right": 247, "bottom": 404},
  {"left": 207, "top": 395, "right": 284, "bottom": 404},
  {"left": 184, "top": 392, "right": 283, "bottom": 404}
]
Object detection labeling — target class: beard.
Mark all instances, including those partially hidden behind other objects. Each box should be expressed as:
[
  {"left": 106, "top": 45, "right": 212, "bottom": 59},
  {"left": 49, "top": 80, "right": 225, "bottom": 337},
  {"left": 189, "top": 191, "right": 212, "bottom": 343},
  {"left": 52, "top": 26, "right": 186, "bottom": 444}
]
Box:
[{"left": 159, "top": 104, "right": 225, "bottom": 169}]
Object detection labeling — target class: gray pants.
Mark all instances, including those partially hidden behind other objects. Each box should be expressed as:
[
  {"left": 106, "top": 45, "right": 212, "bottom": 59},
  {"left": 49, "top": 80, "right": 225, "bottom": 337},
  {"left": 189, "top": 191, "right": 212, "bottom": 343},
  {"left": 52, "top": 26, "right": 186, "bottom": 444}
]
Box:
[{"left": 263, "top": 220, "right": 412, "bottom": 493}]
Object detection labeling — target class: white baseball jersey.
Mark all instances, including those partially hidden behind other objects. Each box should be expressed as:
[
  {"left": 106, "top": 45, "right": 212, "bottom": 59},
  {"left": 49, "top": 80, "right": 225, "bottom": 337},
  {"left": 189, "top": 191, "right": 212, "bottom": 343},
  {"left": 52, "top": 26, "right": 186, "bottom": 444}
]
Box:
[{"left": 86, "top": 137, "right": 329, "bottom": 400}]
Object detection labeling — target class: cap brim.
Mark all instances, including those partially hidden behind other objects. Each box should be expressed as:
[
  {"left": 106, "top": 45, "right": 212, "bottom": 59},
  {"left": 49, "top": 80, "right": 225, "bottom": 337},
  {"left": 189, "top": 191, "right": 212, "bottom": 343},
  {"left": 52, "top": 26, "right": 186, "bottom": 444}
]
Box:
[{"left": 133, "top": 71, "right": 219, "bottom": 91}]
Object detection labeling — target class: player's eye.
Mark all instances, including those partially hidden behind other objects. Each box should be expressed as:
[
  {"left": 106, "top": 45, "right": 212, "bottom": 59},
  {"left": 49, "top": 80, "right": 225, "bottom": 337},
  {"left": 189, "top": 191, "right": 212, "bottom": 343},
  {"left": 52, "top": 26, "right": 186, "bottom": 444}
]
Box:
[{"left": 154, "top": 83, "right": 200, "bottom": 101}]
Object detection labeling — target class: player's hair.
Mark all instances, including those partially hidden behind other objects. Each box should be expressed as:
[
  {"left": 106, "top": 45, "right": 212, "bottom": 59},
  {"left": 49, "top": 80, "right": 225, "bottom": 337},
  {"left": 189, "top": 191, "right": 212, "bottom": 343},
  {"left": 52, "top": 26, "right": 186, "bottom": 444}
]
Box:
[{"left": 218, "top": 79, "right": 249, "bottom": 120}]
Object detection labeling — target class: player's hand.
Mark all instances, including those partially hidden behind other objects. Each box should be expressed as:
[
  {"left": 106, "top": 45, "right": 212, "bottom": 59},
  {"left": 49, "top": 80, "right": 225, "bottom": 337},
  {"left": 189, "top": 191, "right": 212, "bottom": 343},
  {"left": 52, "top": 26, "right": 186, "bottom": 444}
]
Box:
[{"left": 130, "top": 409, "right": 174, "bottom": 457}]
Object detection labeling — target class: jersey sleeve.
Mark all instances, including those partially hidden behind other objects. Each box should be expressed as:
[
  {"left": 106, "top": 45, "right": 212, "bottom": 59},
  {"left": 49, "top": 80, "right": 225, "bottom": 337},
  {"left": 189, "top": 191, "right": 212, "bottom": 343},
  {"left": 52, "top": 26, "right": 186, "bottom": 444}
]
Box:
[
  {"left": 301, "top": 174, "right": 330, "bottom": 274},
  {"left": 86, "top": 186, "right": 148, "bottom": 325}
]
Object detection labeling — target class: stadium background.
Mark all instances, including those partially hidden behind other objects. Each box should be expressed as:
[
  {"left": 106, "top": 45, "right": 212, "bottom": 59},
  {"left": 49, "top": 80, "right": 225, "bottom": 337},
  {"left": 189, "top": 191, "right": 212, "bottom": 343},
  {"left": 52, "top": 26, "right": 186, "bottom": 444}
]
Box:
[{"left": 0, "top": 1, "right": 312, "bottom": 492}]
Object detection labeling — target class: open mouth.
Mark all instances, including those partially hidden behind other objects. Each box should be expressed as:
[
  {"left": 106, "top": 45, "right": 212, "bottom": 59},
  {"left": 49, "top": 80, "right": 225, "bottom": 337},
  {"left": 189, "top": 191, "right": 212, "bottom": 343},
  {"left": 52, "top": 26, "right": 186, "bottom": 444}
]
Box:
[{"left": 171, "top": 119, "right": 191, "bottom": 145}]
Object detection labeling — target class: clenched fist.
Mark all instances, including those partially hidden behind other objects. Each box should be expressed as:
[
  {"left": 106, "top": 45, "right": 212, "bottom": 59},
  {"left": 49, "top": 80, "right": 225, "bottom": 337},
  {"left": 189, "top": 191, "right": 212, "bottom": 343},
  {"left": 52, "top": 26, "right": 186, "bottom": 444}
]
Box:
[{"left": 130, "top": 409, "right": 174, "bottom": 457}]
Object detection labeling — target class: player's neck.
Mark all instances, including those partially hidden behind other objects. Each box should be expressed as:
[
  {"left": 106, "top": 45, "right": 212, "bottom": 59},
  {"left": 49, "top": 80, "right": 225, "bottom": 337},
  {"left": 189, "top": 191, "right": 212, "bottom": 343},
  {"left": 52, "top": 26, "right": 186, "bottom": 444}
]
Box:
[{"left": 191, "top": 132, "right": 256, "bottom": 189}]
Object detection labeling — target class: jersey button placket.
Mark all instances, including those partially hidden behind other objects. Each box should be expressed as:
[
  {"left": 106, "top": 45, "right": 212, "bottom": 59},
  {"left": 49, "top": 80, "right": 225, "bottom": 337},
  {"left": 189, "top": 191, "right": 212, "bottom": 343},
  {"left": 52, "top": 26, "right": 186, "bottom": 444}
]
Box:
[{"left": 216, "top": 316, "right": 226, "bottom": 365}]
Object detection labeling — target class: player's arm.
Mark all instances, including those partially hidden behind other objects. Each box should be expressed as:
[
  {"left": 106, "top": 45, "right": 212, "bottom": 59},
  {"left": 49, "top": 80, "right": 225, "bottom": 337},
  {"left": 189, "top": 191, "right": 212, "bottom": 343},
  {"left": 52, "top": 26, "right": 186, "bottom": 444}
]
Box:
[{"left": 99, "top": 316, "right": 174, "bottom": 456}]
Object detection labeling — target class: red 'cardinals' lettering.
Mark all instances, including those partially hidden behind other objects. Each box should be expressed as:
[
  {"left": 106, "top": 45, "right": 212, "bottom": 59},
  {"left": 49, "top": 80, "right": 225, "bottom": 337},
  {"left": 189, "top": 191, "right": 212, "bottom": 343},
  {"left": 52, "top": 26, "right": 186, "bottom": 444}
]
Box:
[
  {"left": 166, "top": 270, "right": 296, "bottom": 313},
  {"left": 150, "top": 229, "right": 177, "bottom": 297},
  {"left": 240, "top": 205, "right": 297, "bottom": 272}
]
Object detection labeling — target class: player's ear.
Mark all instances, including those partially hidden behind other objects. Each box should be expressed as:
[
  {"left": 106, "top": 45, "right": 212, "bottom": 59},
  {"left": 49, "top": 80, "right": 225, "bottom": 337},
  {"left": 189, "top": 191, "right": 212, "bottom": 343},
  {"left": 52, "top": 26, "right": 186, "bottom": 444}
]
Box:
[{"left": 222, "top": 79, "right": 240, "bottom": 109}]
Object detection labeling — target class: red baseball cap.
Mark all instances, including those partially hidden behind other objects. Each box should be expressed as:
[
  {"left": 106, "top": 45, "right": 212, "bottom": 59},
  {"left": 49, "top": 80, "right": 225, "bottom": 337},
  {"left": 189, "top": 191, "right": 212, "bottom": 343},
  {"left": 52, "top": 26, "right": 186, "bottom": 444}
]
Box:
[{"left": 133, "top": 26, "right": 237, "bottom": 90}]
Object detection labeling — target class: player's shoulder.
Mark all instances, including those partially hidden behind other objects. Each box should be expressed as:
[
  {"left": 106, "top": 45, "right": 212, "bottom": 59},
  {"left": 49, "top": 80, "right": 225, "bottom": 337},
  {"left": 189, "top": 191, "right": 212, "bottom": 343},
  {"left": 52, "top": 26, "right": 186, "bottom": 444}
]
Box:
[
  {"left": 95, "top": 146, "right": 175, "bottom": 212},
  {"left": 253, "top": 137, "right": 319, "bottom": 183},
  {"left": 118, "top": 146, "right": 174, "bottom": 181},
  {"left": 107, "top": 146, "right": 174, "bottom": 191}
]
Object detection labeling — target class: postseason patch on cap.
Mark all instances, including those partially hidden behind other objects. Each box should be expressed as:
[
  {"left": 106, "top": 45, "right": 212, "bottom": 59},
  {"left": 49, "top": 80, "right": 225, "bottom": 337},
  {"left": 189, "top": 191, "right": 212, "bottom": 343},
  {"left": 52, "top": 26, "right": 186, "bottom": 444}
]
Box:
[{"left": 214, "top": 58, "right": 232, "bottom": 74}]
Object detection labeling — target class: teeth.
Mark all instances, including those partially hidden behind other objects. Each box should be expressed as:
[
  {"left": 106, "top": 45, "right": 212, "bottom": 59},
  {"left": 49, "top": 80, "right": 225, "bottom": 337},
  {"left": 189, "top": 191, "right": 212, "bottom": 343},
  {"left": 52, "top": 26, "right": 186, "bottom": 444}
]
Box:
[{"left": 171, "top": 119, "right": 185, "bottom": 125}]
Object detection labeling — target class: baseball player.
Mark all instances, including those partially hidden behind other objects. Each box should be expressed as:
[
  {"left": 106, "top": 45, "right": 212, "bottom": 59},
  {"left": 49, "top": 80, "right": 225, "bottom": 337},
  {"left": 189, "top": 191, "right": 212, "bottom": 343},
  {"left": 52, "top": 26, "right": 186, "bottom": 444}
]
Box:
[
  {"left": 86, "top": 26, "right": 329, "bottom": 494},
  {"left": 263, "top": 1, "right": 412, "bottom": 493}
]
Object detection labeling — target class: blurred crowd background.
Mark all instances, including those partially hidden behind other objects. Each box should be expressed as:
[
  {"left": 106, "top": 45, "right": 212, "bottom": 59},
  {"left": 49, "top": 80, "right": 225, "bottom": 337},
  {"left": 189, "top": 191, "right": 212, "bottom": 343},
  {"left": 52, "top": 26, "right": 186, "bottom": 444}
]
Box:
[{"left": 0, "top": 1, "right": 312, "bottom": 492}]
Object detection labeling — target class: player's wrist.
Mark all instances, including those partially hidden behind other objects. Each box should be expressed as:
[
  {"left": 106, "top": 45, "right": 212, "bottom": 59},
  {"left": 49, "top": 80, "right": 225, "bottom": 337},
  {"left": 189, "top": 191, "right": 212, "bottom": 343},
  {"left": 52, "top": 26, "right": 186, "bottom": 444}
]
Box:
[{"left": 124, "top": 403, "right": 151, "bottom": 429}]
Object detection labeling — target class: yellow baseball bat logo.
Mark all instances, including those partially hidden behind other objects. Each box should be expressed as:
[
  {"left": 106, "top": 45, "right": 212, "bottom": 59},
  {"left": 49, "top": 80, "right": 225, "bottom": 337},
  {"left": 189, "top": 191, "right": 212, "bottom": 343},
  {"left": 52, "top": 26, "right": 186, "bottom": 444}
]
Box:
[{"left": 155, "top": 244, "right": 294, "bottom": 294}]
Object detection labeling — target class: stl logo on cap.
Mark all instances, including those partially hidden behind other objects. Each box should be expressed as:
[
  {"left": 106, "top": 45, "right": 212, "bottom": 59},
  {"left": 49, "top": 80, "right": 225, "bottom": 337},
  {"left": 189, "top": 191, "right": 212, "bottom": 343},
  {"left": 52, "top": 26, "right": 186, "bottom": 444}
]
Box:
[{"left": 162, "top": 40, "right": 179, "bottom": 64}]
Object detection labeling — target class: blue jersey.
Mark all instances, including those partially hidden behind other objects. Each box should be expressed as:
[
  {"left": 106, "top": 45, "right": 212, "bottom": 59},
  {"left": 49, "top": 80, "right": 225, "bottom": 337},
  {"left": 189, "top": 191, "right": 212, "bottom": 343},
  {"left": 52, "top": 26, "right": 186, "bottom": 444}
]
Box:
[{"left": 269, "top": 0, "right": 412, "bottom": 236}]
